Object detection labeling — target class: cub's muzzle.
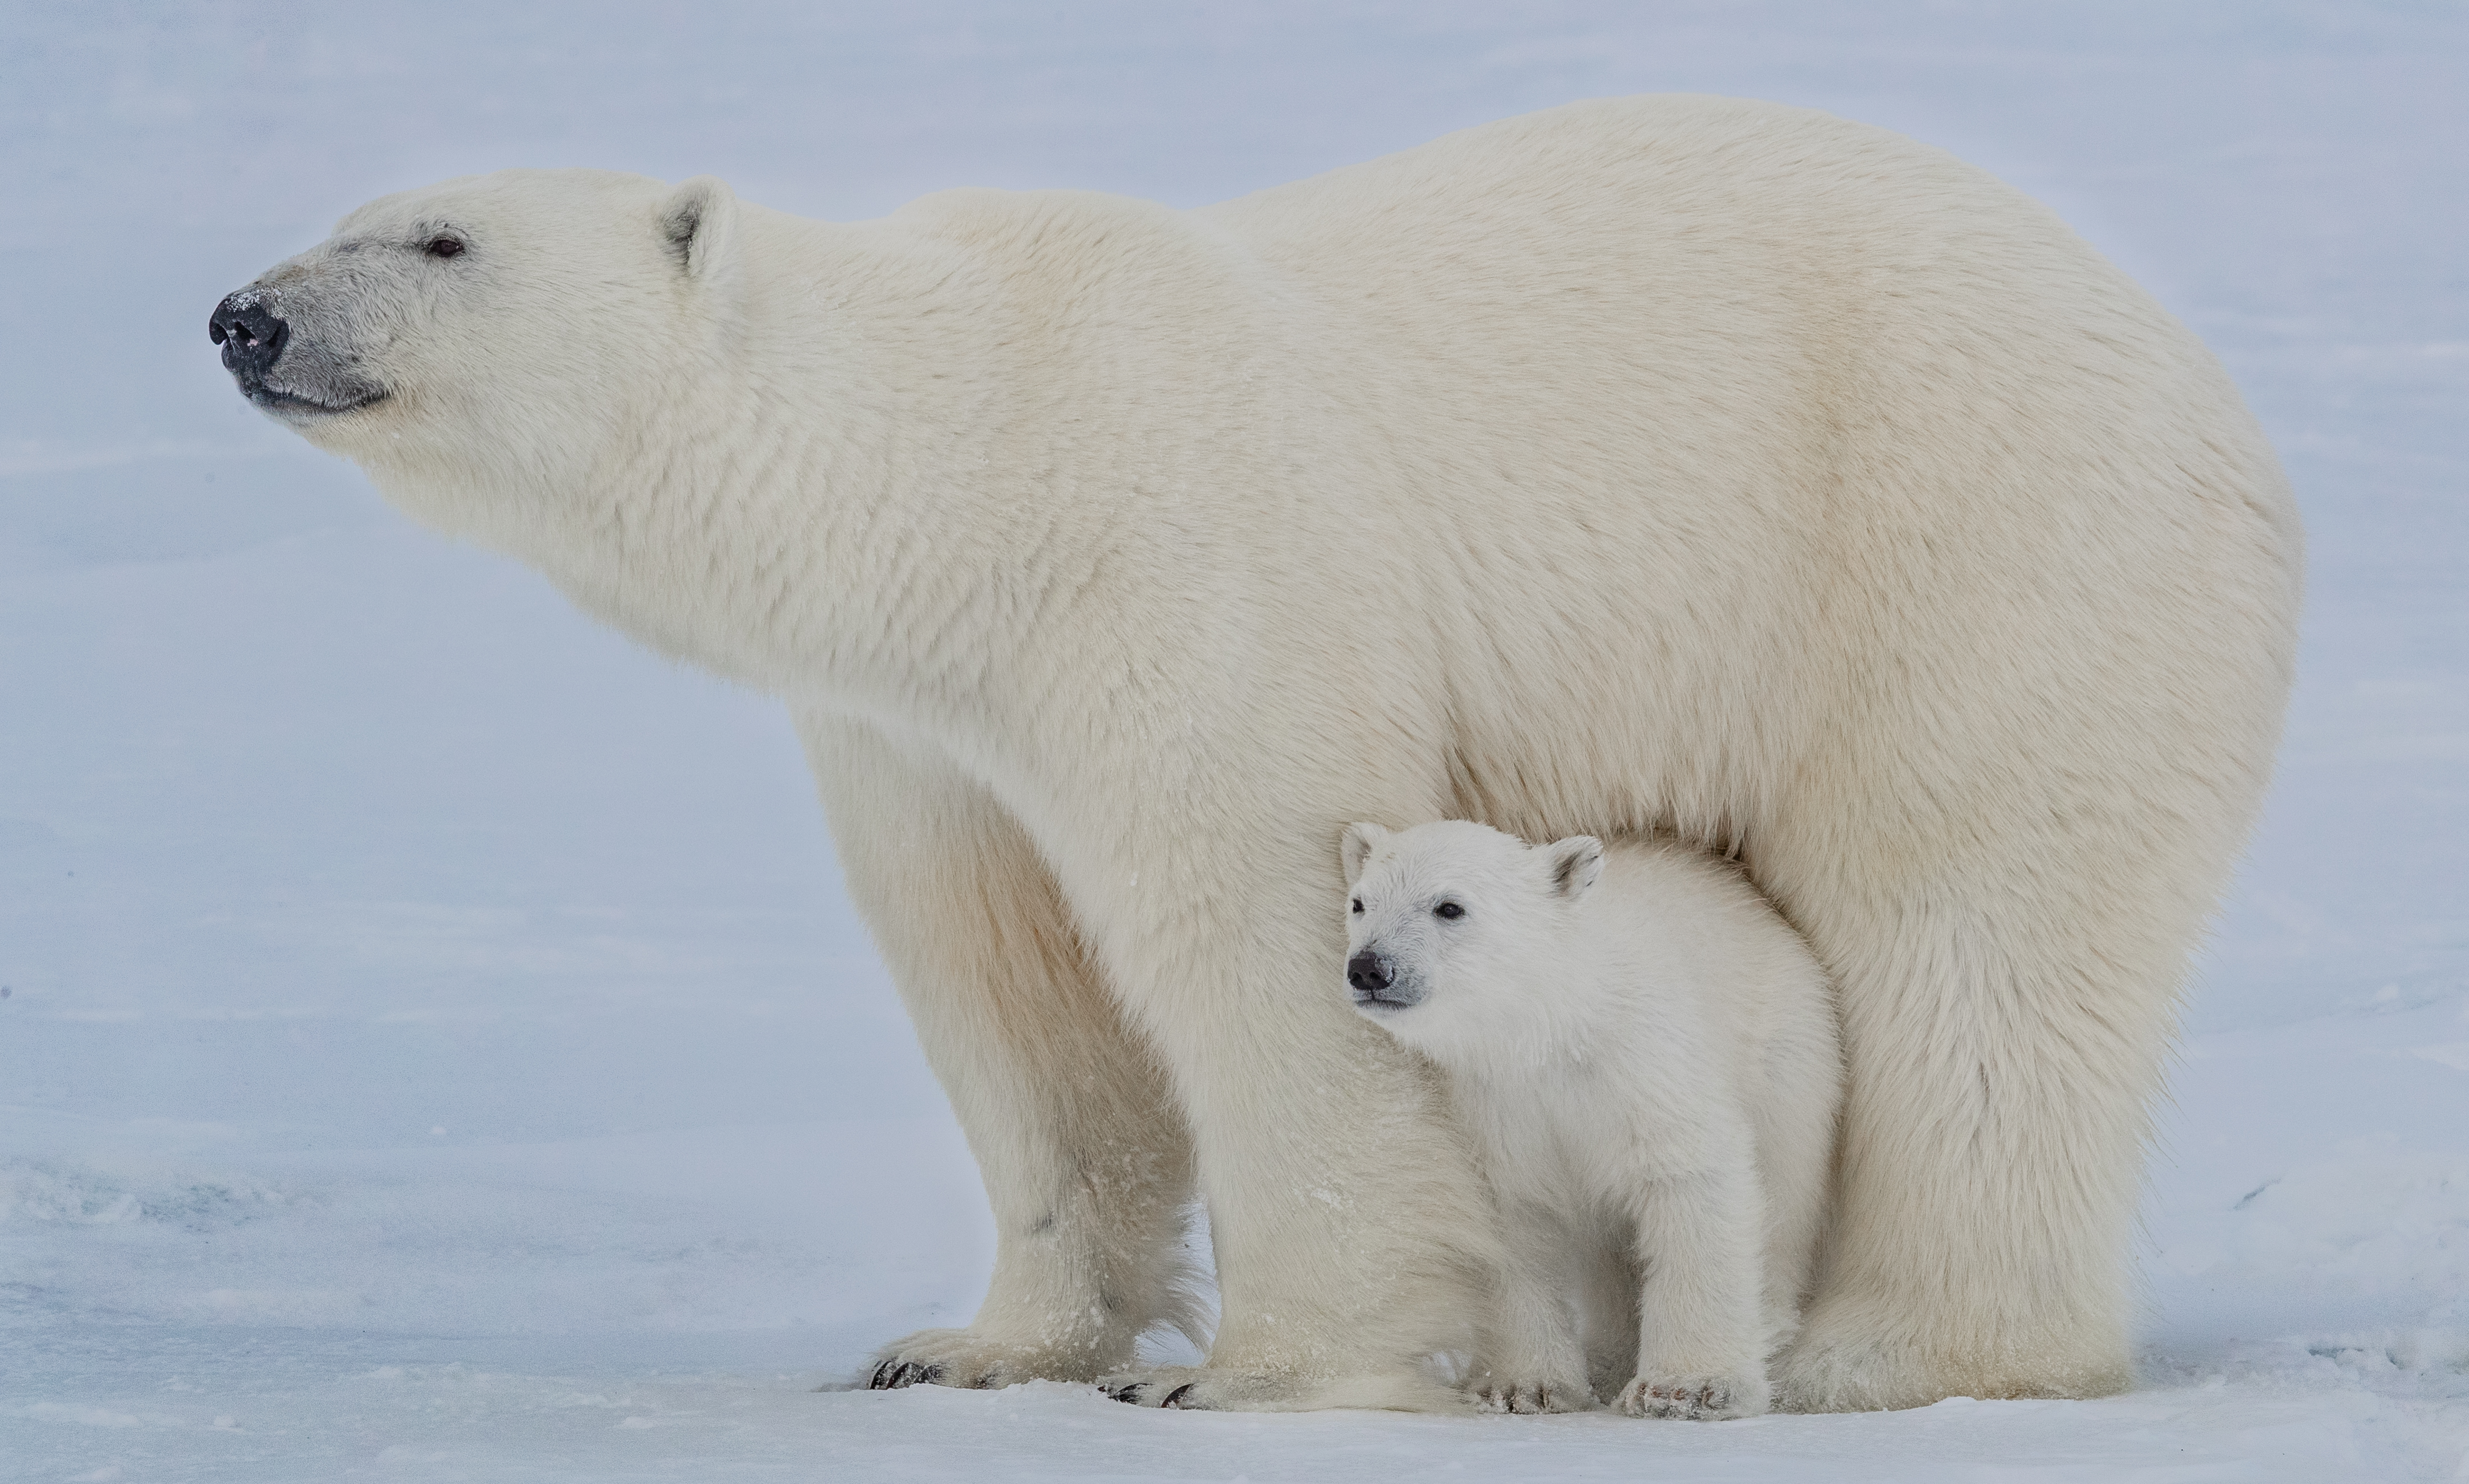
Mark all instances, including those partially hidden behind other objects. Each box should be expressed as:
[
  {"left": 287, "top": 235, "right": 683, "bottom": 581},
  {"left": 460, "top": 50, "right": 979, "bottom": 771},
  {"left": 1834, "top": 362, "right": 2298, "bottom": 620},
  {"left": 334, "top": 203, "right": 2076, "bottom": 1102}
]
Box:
[
  {"left": 1347, "top": 949, "right": 1422, "bottom": 1010},
  {"left": 1346, "top": 950, "right": 1391, "bottom": 999}
]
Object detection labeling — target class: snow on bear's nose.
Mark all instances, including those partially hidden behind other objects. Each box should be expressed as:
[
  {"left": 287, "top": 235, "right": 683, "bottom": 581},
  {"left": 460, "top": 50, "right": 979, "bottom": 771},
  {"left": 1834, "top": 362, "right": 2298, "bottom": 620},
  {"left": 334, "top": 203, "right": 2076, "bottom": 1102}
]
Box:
[{"left": 210, "top": 292, "right": 290, "bottom": 374}]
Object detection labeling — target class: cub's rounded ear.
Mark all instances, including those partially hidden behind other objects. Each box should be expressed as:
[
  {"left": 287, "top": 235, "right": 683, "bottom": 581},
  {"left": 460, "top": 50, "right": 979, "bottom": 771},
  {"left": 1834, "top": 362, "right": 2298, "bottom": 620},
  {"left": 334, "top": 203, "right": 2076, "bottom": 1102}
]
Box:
[
  {"left": 1542, "top": 836, "right": 1604, "bottom": 901},
  {"left": 1340, "top": 822, "right": 1389, "bottom": 887},
  {"left": 659, "top": 176, "right": 738, "bottom": 287}
]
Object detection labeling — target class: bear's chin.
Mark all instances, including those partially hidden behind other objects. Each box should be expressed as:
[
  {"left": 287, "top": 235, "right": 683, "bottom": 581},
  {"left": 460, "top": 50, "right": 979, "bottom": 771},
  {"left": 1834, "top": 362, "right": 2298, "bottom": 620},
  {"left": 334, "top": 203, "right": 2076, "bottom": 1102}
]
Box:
[{"left": 259, "top": 389, "right": 386, "bottom": 421}]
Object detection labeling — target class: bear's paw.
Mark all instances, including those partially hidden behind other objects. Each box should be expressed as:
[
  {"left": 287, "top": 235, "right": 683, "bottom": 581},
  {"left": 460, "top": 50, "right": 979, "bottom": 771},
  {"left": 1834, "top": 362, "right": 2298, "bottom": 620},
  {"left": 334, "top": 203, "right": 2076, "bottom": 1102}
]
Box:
[
  {"left": 859, "top": 1327, "right": 1113, "bottom": 1391},
  {"left": 1098, "top": 1364, "right": 1467, "bottom": 1413}
]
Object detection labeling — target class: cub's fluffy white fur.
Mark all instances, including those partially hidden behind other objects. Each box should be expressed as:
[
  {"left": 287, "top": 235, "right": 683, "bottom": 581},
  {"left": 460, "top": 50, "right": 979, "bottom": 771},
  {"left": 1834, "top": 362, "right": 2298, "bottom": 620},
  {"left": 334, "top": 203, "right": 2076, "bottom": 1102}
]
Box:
[
  {"left": 1341, "top": 821, "right": 1840, "bottom": 1418},
  {"left": 221, "top": 95, "right": 2299, "bottom": 1412}
]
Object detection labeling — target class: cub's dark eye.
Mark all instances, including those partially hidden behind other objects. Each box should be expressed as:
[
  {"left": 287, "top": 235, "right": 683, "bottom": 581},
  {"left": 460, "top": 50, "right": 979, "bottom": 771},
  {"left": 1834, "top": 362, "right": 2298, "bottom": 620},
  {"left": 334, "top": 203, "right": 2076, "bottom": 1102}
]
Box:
[
  {"left": 1350, "top": 898, "right": 1363, "bottom": 915},
  {"left": 424, "top": 236, "right": 465, "bottom": 259},
  {"left": 1434, "top": 901, "right": 1465, "bottom": 920}
]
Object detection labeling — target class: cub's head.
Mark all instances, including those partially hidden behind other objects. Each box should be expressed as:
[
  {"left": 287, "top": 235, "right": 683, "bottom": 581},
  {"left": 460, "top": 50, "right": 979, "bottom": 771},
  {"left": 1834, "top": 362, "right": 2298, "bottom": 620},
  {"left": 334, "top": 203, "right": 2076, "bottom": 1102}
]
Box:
[
  {"left": 207, "top": 169, "right": 740, "bottom": 546},
  {"left": 1338, "top": 819, "right": 1603, "bottom": 1050}
]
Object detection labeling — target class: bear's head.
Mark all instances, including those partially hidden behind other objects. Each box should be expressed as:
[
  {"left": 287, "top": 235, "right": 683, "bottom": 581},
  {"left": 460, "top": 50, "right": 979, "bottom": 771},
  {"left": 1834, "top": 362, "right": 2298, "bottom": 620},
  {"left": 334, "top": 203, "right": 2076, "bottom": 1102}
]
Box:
[
  {"left": 1338, "top": 819, "right": 1604, "bottom": 1052},
  {"left": 207, "top": 169, "right": 739, "bottom": 549}
]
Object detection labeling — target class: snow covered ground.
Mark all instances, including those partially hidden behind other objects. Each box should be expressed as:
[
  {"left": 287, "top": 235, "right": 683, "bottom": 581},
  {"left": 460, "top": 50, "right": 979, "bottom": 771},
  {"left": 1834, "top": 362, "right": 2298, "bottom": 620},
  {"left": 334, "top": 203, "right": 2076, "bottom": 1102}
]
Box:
[{"left": 3, "top": 3, "right": 2465, "bottom": 1479}]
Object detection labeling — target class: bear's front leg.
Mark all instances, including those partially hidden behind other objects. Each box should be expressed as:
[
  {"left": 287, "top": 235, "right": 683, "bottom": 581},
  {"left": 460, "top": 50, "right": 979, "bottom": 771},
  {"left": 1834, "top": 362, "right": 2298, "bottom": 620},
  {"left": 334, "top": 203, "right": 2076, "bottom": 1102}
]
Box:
[
  {"left": 802, "top": 714, "right": 1198, "bottom": 1390},
  {"left": 1620, "top": 1165, "right": 1772, "bottom": 1421},
  {"left": 1077, "top": 827, "right": 1500, "bottom": 1412}
]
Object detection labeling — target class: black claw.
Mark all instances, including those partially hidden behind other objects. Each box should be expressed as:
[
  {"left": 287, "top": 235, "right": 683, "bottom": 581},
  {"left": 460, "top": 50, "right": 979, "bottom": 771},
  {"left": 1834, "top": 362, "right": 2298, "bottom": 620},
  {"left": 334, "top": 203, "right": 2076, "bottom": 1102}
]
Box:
[
  {"left": 868, "top": 1359, "right": 897, "bottom": 1389},
  {"left": 1161, "top": 1382, "right": 1199, "bottom": 1409},
  {"left": 1106, "top": 1381, "right": 1149, "bottom": 1404}
]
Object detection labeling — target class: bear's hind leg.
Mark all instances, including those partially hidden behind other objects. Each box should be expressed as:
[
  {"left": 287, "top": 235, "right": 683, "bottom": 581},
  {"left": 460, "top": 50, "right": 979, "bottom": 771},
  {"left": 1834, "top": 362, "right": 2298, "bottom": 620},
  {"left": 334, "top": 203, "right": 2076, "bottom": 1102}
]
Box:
[{"left": 1773, "top": 874, "right": 2174, "bottom": 1410}]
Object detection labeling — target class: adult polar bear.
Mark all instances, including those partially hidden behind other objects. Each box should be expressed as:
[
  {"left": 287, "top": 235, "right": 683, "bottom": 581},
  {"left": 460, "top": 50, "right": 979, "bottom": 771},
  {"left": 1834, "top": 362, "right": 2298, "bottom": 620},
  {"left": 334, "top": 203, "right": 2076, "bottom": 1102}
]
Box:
[{"left": 212, "top": 96, "right": 2299, "bottom": 1411}]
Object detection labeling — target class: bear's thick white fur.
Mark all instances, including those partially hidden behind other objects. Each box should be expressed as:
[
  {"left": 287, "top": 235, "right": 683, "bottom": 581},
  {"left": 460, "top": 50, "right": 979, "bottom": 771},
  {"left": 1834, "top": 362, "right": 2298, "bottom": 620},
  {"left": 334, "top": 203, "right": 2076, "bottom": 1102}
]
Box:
[
  {"left": 1341, "top": 821, "right": 1840, "bottom": 1418},
  {"left": 227, "top": 95, "right": 2301, "bottom": 1412}
]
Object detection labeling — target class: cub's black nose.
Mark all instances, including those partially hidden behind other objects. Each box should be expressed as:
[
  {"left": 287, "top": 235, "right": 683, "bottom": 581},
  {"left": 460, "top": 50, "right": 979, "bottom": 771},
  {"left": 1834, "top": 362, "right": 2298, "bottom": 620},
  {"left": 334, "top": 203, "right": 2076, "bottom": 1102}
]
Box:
[
  {"left": 1346, "top": 950, "right": 1392, "bottom": 998},
  {"left": 209, "top": 294, "right": 288, "bottom": 378}
]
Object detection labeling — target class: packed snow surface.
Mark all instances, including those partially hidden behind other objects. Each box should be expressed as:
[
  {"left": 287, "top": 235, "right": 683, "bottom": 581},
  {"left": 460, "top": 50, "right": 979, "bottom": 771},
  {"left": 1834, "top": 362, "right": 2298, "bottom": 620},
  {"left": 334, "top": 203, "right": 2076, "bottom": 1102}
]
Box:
[{"left": 3, "top": 3, "right": 2465, "bottom": 1480}]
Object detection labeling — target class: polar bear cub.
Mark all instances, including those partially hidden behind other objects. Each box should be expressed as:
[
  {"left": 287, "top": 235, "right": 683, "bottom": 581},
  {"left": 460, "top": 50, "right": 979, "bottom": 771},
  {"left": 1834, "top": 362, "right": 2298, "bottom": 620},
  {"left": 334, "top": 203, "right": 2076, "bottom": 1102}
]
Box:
[{"left": 1340, "top": 821, "right": 1841, "bottom": 1418}]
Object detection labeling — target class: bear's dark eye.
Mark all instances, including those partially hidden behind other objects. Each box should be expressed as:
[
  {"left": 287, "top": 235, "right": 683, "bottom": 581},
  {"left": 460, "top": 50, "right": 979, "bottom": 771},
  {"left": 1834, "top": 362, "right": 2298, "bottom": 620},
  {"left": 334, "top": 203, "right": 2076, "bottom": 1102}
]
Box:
[
  {"left": 425, "top": 235, "right": 465, "bottom": 259},
  {"left": 1434, "top": 901, "right": 1465, "bottom": 920},
  {"left": 1350, "top": 897, "right": 1363, "bottom": 914}
]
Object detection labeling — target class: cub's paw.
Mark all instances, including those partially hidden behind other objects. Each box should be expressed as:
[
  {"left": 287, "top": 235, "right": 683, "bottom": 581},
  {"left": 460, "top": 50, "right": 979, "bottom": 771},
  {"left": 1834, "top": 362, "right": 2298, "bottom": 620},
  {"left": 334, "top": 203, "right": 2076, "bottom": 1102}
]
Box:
[
  {"left": 860, "top": 1328, "right": 1108, "bottom": 1391},
  {"left": 1472, "top": 1376, "right": 1593, "bottom": 1414},
  {"left": 1616, "top": 1368, "right": 1770, "bottom": 1420}
]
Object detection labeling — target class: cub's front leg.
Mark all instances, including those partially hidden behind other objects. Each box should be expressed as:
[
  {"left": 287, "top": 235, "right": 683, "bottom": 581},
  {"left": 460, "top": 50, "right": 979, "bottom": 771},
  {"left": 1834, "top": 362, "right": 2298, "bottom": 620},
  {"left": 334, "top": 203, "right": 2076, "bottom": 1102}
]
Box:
[
  {"left": 1471, "top": 1199, "right": 1593, "bottom": 1414},
  {"left": 1621, "top": 1165, "right": 1772, "bottom": 1420}
]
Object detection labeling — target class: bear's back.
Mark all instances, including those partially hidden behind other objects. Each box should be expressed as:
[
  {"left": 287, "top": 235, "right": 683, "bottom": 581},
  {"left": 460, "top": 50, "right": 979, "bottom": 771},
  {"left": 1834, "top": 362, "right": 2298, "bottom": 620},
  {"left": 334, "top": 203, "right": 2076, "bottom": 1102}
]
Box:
[{"left": 1203, "top": 94, "right": 2111, "bottom": 373}]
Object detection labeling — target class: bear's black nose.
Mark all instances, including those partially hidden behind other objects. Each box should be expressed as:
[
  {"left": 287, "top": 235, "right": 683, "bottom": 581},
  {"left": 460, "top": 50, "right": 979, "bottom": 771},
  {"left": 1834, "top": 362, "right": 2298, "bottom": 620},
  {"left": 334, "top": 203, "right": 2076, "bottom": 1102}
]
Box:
[
  {"left": 1346, "top": 950, "right": 1392, "bottom": 999},
  {"left": 209, "top": 294, "right": 288, "bottom": 379}
]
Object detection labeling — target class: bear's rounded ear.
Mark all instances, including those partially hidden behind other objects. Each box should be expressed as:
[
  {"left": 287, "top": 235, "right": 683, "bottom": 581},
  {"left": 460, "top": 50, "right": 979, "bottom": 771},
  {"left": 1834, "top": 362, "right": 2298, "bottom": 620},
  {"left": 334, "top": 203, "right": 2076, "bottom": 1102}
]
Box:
[
  {"left": 1542, "top": 836, "right": 1604, "bottom": 902},
  {"left": 1340, "top": 822, "right": 1389, "bottom": 887},
  {"left": 660, "top": 176, "right": 738, "bottom": 288}
]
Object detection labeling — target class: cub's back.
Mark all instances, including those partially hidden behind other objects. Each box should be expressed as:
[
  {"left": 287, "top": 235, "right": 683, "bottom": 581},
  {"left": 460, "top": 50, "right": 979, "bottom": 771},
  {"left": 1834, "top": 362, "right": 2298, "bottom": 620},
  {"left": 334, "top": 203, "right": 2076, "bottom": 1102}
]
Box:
[{"left": 1586, "top": 839, "right": 1837, "bottom": 1082}]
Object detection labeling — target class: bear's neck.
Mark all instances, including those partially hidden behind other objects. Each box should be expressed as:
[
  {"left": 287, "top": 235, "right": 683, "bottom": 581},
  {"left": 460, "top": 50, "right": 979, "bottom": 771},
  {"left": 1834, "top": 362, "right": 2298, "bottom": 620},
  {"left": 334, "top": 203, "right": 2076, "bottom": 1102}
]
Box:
[
  {"left": 362, "top": 191, "right": 1321, "bottom": 813},
  {"left": 520, "top": 209, "right": 1128, "bottom": 766}
]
